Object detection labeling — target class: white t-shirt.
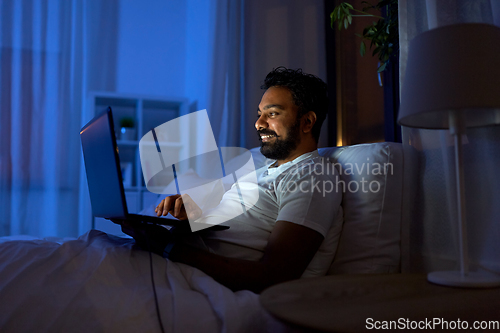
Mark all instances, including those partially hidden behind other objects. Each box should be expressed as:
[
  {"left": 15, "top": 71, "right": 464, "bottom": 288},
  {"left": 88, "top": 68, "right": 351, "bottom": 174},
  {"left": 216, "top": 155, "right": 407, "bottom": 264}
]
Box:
[{"left": 195, "top": 150, "right": 344, "bottom": 277}]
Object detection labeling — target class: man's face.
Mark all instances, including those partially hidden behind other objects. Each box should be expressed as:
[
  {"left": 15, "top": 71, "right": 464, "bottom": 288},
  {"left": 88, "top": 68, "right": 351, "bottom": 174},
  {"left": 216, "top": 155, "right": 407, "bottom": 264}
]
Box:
[{"left": 255, "top": 86, "right": 302, "bottom": 161}]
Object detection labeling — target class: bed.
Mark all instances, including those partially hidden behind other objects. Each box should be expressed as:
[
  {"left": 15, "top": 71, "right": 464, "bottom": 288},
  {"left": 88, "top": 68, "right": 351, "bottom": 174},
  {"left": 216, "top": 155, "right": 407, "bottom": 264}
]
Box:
[{"left": 0, "top": 142, "right": 408, "bottom": 332}]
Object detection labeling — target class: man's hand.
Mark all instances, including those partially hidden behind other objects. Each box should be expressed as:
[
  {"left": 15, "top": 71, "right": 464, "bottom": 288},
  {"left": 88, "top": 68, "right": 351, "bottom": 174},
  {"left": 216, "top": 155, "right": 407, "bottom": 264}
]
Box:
[{"left": 155, "top": 194, "right": 202, "bottom": 220}]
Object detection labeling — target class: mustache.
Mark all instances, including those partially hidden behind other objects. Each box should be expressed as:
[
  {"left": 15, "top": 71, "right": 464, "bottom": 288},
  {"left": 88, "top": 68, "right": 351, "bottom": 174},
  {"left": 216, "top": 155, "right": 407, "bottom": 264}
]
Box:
[{"left": 257, "top": 130, "right": 279, "bottom": 137}]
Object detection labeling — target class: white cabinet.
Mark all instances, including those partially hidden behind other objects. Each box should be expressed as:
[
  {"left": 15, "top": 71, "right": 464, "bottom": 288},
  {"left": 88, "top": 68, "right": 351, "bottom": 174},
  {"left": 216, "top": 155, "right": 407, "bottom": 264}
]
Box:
[{"left": 87, "top": 92, "right": 189, "bottom": 236}]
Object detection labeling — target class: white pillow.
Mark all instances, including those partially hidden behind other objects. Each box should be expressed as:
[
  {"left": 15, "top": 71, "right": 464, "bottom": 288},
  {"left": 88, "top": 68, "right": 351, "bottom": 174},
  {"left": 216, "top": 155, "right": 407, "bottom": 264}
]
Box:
[
  {"left": 251, "top": 144, "right": 403, "bottom": 274},
  {"left": 319, "top": 143, "right": 403, "bottom": 274}
]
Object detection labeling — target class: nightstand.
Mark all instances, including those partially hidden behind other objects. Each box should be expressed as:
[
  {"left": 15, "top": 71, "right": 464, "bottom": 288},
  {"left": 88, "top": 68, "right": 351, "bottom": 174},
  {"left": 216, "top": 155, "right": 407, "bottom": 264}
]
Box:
[{"left": 260, "top": 274, "right": 500, "bottom": 332}]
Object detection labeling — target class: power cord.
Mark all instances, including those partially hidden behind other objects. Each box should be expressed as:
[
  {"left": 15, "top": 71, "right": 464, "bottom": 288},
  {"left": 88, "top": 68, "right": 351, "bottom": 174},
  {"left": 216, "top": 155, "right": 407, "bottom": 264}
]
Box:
[{"left": 146, "top": 235, "right": 166, "bottom": 333}]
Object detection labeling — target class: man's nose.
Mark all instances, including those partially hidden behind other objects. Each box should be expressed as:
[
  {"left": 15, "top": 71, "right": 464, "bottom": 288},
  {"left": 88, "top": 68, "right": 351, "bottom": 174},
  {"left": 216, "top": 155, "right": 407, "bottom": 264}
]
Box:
[{"left": 255, "top": 115, "right": 268, "bottom": 130}]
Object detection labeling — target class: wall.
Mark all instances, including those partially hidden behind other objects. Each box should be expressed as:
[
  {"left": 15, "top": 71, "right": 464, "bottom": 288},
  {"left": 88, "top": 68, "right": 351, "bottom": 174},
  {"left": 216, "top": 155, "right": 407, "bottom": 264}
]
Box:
[
  {"left": 115, "top": 0, "right": 187, "bottom": 97},
  {"left": 184, "top": 0, "right": 214, "bottom": 112},
  {"left": 114, "top": 0, "right": 328, "bottom": 149},
  {"left": 114, "top": 0, "right": 216, "bottom": 110}
]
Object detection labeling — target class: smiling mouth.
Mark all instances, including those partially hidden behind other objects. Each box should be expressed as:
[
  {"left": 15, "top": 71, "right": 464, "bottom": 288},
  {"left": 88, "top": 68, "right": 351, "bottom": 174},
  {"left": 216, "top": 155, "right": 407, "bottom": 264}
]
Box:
[{"left": 260, "top": 134, "right": 277, "bottom": 142}]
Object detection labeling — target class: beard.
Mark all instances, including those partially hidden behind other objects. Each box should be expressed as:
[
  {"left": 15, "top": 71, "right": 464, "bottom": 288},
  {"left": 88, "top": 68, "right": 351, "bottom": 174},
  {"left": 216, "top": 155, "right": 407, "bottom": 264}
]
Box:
[{"left": 258, "top": 119, "right": 301, "bottom": 161}]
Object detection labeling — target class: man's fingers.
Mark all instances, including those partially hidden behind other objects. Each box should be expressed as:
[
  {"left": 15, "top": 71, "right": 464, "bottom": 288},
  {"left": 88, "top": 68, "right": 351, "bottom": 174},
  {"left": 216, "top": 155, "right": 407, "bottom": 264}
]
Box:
[
  {"left": 155, "top": 200, "right": 164, "bottom": 216},
  {"left": 161, "top": 197, "right": 171, "bottom": 216},
  {"left": 156, "top": 198, "right": 170, "bottom": 216},
  {"left": 164, "top": 195, "right": 180, "bottom": 216},
  {"left": 155, "top": 194, "right": 190, "bottom": 218},
  {"left": 156, "top": 195, "right": 180, "bottom": 216},
  {"left": 174, "top": 196, "right": 184, "bottom": 217}
]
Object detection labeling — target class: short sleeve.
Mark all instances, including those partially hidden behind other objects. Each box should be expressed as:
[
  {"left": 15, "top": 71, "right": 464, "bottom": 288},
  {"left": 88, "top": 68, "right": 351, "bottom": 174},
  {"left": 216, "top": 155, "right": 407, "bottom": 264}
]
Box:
[{"left": 275, "top": 158, "right": 342, "bottom": 237}]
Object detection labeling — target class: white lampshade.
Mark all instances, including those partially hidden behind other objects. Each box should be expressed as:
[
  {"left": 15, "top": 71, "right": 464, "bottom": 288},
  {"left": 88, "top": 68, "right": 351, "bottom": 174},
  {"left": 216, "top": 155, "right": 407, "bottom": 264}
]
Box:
[{"left": 398, "top": 23, "right": 500, "bottom": 129}]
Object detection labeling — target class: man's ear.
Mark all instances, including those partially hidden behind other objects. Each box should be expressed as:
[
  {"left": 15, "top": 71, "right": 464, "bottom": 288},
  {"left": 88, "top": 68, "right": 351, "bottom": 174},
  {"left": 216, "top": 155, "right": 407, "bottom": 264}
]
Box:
[{"left": 302, "top": 111, "right": 317, "bottom": 134}]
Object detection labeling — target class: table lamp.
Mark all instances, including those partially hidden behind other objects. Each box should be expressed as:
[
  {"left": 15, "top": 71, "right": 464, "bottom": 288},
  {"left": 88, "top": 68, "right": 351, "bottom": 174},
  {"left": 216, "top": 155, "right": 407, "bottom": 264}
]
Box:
[{"left": 398, "top": 23, "right": 500, "bottom": 288}]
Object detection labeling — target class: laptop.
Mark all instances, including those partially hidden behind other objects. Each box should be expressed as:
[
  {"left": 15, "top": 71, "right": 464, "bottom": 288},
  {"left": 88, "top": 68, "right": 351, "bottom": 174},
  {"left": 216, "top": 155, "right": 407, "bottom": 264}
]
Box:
[{"left": 80, "top": 107, "right": 228, "bottom": 233}]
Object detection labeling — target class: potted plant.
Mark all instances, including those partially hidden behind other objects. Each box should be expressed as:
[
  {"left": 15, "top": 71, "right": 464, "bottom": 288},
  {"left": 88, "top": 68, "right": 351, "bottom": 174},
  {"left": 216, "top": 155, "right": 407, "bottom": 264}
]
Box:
[
  {"left": 330, "top": 0, "right": 398, "bottom": 72},
  {"left": 119, "top": 117, "right": 136, "bottom": 141}
]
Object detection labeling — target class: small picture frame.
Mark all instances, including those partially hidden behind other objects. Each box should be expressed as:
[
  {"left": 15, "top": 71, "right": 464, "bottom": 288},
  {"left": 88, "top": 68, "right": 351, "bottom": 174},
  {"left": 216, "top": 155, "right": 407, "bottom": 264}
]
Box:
[{"left": 120, "top": 162, "right": 133, "bottom": 187}]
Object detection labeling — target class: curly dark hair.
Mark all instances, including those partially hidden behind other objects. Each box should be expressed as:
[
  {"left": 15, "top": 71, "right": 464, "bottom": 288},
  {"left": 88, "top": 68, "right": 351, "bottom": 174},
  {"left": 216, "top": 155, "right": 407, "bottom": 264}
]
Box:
[{"left": 260, "top": 67, "right": 328, "bottom": 143}]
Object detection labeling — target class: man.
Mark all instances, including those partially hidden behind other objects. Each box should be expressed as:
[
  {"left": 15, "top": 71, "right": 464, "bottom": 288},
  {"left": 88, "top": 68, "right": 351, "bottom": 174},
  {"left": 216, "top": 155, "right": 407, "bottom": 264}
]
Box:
[{"left": 123, "top": 67, "right": 343, "bottom": 293}]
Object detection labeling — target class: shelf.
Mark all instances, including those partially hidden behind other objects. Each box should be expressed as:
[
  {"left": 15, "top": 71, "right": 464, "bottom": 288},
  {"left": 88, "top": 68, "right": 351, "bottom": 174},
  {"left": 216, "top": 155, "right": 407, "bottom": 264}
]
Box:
[
  {"left": 123, "top": 186, "right": 140, "bottom": 191},
  {"left": 117, "top": 140, "right": 139, "bottom": 146},
  {"left": 138, "top": 141, "right": 183, "bottom": 148}
]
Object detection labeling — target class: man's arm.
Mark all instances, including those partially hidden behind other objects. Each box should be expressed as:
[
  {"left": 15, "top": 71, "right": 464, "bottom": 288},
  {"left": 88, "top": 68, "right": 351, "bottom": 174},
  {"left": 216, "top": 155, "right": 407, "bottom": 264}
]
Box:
[
  {"left": 169, "top": 221, "right": 323, "bottom": 293},
  {"left": 124, "top": 195, "right": 324, "bottom": 293}
]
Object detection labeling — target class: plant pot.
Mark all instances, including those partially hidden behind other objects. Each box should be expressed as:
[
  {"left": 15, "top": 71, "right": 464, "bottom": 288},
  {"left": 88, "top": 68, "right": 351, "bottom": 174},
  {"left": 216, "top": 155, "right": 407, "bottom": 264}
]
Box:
[{"left": 120, "top": 127, "right": 136, "bottom": 141}]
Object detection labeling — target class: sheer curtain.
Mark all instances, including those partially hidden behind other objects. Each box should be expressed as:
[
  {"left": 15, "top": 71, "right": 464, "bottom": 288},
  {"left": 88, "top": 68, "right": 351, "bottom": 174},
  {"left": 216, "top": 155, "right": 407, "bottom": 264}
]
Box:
[
  {"left": 0, "top": 0, "right": 119, "bottom": 237},
  {"left": 399, "top": 0, "right": 500, "bottom": 274},
  {"left": 206, "top": 0, "right": 246, "bottom": 148}
]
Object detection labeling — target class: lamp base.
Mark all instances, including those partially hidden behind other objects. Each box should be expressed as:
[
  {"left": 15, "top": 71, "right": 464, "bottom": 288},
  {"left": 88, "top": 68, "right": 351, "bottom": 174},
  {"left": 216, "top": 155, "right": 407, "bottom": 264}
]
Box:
[{"left": 428, "top": 270, "right": 500, "bottom": 288}]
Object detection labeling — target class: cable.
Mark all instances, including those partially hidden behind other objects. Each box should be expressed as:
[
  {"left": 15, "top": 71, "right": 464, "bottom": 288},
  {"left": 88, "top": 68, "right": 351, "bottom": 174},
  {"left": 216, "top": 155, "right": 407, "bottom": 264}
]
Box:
[{"left": 147, "top": 237, "right": 166, "bottom": 333}]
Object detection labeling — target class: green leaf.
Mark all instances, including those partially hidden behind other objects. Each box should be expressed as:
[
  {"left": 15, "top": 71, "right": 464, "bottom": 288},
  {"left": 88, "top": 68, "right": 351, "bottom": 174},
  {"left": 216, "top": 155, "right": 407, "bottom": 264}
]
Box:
[
  {"left": 360, "top": 41, "right": 366, "bottom": 56},
  {"left": 329, "top": 0, "right": 399, "bottom": 73},
  {"left": 330, "top": 10, "right": 337, "bottom": 29}
]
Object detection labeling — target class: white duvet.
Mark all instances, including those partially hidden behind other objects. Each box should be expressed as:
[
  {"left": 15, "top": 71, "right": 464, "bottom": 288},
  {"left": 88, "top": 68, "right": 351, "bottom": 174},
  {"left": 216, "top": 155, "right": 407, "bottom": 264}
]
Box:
[{"left": 0, "top": 230, "right": 291, "bottom": 333}]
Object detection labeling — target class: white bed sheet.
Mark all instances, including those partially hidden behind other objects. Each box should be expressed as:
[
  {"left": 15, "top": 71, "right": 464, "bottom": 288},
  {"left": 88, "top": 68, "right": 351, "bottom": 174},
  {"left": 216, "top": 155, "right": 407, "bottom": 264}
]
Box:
[{"left": 0, "top": 230, "right": 292, "bottom": 333}]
